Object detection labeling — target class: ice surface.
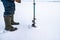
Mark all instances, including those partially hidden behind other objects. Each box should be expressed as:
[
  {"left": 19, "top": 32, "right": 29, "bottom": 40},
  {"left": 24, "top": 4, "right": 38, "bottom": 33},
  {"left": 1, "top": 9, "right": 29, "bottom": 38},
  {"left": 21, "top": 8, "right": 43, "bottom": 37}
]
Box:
[{"left": 0, "top": 1, "right": 60, "bottom": 40}]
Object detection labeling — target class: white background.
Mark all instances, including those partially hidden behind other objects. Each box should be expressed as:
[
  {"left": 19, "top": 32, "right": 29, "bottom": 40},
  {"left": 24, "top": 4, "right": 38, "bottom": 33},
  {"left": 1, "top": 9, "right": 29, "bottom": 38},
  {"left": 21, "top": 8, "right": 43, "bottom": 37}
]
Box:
[
  {"left": 0, "top": 1, "right": 60, "bottom": 40},
  {"left": 19, "top": 0, "right": 60, "bottom": 2}
]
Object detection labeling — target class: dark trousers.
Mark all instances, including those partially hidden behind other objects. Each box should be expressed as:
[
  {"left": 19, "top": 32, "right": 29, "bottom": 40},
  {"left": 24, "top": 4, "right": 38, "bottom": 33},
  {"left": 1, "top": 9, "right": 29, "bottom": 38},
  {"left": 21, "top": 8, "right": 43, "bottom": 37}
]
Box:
[{"left": 1, "top": 0, "right": 15, "bottom": 16}]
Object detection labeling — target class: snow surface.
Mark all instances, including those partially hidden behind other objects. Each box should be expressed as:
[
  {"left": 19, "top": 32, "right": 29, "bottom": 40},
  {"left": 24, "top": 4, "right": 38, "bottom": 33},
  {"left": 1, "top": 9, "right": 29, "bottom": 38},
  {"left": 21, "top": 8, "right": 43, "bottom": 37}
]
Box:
[{"left": 0, "top": 1, "right": 60, "bottom": 40}]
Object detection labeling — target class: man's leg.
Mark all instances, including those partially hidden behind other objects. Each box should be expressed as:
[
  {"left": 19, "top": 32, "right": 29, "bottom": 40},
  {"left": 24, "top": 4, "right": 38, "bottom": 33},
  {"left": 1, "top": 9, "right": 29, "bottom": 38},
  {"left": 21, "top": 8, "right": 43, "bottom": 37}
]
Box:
[
  {"left": 9, "top": 1, "right": 19, "bottom": 25},
  {"left": 11, "top": 15, "right": 19, "bottom": 25},
  {"left": 2, "top": 0, "right": 17, "bottom": 31},
  {"left": 4, "top": 16, "right": 17, "bottom": 31}
]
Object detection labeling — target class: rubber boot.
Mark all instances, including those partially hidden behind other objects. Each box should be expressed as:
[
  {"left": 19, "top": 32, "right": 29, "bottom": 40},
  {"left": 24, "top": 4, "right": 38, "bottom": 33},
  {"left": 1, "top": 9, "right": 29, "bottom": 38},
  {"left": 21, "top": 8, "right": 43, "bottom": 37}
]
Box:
[
  {"left": 4, "top": 16, "right": 17, "bottom": 31},
  {"left": 11, "top": 15, "right": 19, "bottom": 25}
]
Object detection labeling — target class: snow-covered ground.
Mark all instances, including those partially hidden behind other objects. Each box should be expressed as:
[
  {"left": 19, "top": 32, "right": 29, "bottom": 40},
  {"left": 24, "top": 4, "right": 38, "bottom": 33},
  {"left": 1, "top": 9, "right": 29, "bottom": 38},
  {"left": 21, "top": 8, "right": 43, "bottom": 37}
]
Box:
[{"left": 0, "top": 1, "right": 60, "bottom": 40}]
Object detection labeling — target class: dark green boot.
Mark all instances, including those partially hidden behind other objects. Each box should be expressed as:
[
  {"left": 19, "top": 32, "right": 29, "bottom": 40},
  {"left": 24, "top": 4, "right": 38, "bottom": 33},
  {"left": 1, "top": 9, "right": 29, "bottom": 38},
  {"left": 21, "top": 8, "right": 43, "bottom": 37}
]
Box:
[
  {"left": 4, "top": 16, "right": 17, "bottom": 31},
  {"left": 11, "top": 15, "right": 19, "bottom": 25}
]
